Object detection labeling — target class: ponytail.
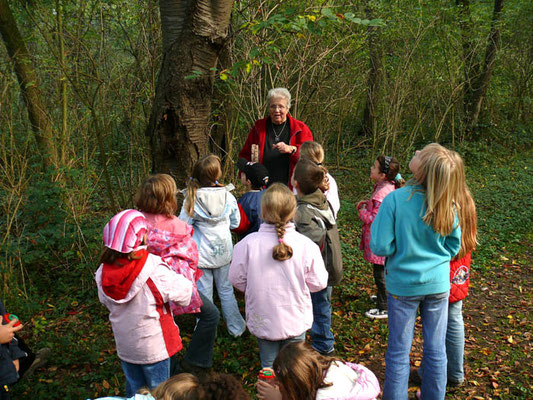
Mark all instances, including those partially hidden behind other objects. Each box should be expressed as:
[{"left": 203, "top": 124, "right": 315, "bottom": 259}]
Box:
[
  {"left": 272, "top": 222, "right": 293, "bottom": 261},
  {"left": 184, "top": 178, "right": 200, "bottom": 217},
  {"left": 185, "top": 155, "right": 223, "bottom": 217}
]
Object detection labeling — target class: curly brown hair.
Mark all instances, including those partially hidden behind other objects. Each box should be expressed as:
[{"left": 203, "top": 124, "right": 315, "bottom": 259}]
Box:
[{"left": 201, "top": 373, "right": 250, "bottom": 400}]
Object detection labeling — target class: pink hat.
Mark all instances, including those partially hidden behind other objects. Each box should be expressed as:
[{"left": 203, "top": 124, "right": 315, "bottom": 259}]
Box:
[{"left": 102, "top": 209, "right": 148, "bottom": 253}]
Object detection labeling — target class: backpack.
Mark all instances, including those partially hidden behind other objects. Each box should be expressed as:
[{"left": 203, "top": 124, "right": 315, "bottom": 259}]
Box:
[{"left": 299, "top": 203, "right": 343, "bottom": 287}]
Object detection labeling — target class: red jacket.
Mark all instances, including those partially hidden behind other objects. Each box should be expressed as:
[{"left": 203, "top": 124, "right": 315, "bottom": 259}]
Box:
[
  {"left": 449, "top": 252, "right": 471, "bottom": 303},
  {"left": 239, "top": 114, "right": 313, "bottom": 189}
]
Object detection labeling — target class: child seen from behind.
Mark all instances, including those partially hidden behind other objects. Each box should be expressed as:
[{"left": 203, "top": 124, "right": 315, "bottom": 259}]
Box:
[
  {"left": 179, "top": 155, "right": 246, "bottom": 337},
  {"left": 357, "top": 155, "right": 404, "bottom": 319},
  {"left": 229, "top": 183, "right": 328, "bottom": 368},
  {"left": 136, "top": 174, "right": 220, "bottom": 376},
  {"left": 370, "top": 143, "right": 462, "bottom": 400},
  {"left": 95, "top": 210, "right": 193, "bottom": 396},
  {"left": 256, "top": 341, "right": 380, "bottom": 400},
  {"left": 292, "top": 159, "right": 343, "bottom": 356},
  {"left": 298, "top": 141, "right": 340, "bottom": 219}
]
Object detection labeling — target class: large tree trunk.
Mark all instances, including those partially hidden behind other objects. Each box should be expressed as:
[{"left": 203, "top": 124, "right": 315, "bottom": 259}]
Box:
[
  {"left": 146, "top": 0, "right": 233, "bottom": 185},
  {"left": 0, "top": 0, "right": 57, "bottom": 168},
  {"left": 360, "top": 0, "right": 383, "bottom": 139},
  {"left": 465, "top": 0, "right": 504, "bottom": 130}
]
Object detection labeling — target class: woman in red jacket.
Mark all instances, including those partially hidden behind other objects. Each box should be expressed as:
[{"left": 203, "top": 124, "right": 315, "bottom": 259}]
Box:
[{"left": 239, "top": 88, "right": 313, "bottom": 189}]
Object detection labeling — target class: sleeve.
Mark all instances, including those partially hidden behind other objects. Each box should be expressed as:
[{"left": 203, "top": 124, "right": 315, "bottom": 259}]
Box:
[
  {"left": 228, "top": 194, "right": 241, "bottom": 230},
  {"left": 178, "top": 203, "right": 195, "bottom": 226},
  {"left": 231, "top": 203, "right": 252, "bottom": 235},
  {"left": 370, "top": 194, "right": 396, "bottom": 257},
  {"left": 9, "top": 336, "right": 27, "bottom": 360},
  {"left": 358, "top": 199, "right": 382, "bottom": 225},
  {"left": 304, "top": 241, "right": 328, "bottom": 293},
  {"left": 289, "top": 122, "right": 313, "bottom": 165},
  {"left": 229, "top": 242, "right": 248, "bottom": 292},
  {"left": 238, "top": 125, "right": 256, "bottom": 160},
  {"left": 294, "top": 207, "right": 326, "bottom": 250},
  {"left": 157, "top": 265, "right": 193, "bottom": 306},
  {"left": 444, "top": 213, "right": 462, "bottom": 257}
]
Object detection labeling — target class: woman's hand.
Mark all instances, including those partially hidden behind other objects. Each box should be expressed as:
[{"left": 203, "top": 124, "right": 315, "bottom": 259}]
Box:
[
  {"left": 272, "top": 142, "right": 295, "bottom": 154},
  {"left": 0, "top": 319, "right": 23, "bottom": 344},
  {"left": 256, "top": 380, "right": 282, "bottom": 400}
]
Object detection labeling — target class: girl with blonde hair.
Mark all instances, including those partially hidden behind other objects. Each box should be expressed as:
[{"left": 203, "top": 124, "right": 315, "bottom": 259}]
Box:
[
  {"left": 179, "top": 155, "right": 246, "bottom": 337},
  {"left": 298, "top": 141, "right": 340, "bottom": 218},
  {"left": 229, "top": 183, "right": 328, "bottom": 368},
  {"left": 370, "top": 143, "right": 462, "bottom": 400}
]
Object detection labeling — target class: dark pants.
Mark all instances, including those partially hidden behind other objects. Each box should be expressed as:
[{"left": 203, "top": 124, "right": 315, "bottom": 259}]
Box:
[
  {"left": 175, "top": 291, "right": 220, "bottom": 370},
  {"left": 0, "top": 385, "right": 11, "bottom": 400},
  {"left": 373, "top": 264, "right": 387, "bottom": 311},
  {"left": 310, "top": 287, "right": 334, "bottom": 354}
]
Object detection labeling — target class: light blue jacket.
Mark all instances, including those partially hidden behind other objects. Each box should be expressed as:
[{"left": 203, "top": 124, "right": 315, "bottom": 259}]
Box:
[
  {"left": 370, "top": 185, "right": 461, "bottom": 296},
  {"left": 179, "top": 185, "right": 240, "bottom": 268}
]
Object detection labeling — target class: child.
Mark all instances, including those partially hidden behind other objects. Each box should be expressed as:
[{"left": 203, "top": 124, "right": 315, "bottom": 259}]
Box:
[
  {"left": 179, "top": 155, "right": 246, "bottom": 337},
  {"left": 370, "top": 143, "right": 462, "bottom": 400},
  {"left": 93, "top": 372, "right": 250, "bottom": 400},
  {"left": 292, "top": 160, "right": 343, "bottom": 356},
  {"left": 135, "top": 174, "right": 220, "bottom": 376},
  {"left": 357, "top": 155, "right": 404, "bottom": 319},
  {"left": 298, "top": 141, "right": 340, "bottom": 219},
  {"left": 256, "top": 341, "right": 380, "bottom": 400},
  {"left": 0, "top": 300, "right": 24, "bottom": 400},
  {"left": 95, "top": 209, "right": 193, "bottom": 396},
  {"left": 229, "top": 183, "right": 328, "bottom": 368},
  {"left": 232, "top": 158, "right": 269, "bottom": 240}
]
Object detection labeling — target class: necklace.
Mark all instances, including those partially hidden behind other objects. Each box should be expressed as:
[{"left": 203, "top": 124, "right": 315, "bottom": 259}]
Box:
[{"left": 271, "top": 120, "right": 287, "bottom": 143}]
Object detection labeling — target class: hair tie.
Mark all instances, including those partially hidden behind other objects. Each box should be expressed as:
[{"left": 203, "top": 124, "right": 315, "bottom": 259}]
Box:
[
  {"left": 278, "top": 238, "right": 284, "bottom": 243},
  {"left": 189, "top": 177, "right": 194, "bottom": 181},
  {"left": 384, "top": 156, "right": 392, "bottom": 175},
  {"left": 215, "top": 180, "right": 219, "bottom": 185},
  {"left": 316, "top": 162, "right": 323, "bottom": 166},
  {"left": 395, "top": 173, "right": 403, "bottom": 181}
]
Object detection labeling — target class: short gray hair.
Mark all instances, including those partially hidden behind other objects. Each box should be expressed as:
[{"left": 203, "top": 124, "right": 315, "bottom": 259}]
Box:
[{"left": 267, "top": 88, "right": 291, "bottom": 109}]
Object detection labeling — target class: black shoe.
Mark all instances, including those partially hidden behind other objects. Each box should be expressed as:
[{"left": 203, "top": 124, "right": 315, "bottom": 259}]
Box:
[{"left": 179, "top": 359, "right": 211, "bottom": 379}]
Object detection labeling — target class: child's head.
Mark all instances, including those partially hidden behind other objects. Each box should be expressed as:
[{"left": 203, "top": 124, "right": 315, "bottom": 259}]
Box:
[
  {"left": 261, "top": 183, "right": 296, "bottom": 261},
  {"left": 100, "top": 209, "right": 148, "bottom": 265},
  {"left": 237, "top": 158, "right": 269, "bottom": 190},
  {"left": 292, "top": 159, "right": 325, "bottom": 196},
  {"left": 409, "top": 143, "right": 461, "bottom": 235},
  {"left": 298, "top": 142, "right": 330, "bottom": 192},
  {"left": 273, "top": 341, "right": 335, "bottom": 400},
  {"left": 201, "top": 373, "right": 251, "bottom": 400},
  {"left": 185, "top": 155, "right": 223, "bottom": 216},
  {"left": 448, "top": 150, "right": 478, "bottom": 259},
  {"left": 135, "top": 174, "right": 178, "bottom": 217},
  {"left": 372, "top": 155, "right": 404, "bottom": 188},
  {"left": 150, "top": 373, "right": 204, "bottom": 400}
]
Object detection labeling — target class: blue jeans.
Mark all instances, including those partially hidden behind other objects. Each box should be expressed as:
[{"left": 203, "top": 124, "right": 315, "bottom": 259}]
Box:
[
  {"left": 257, "top": 333, "right": 306, "bottom": 368},
  {"left": 121, "top": 358, "right": 170, "bottom": 397},
  {"left": 197, "top": 264, "right": 246, "bottom": 337},
  {"left": 383, "top": 292, "right": 449, "bottom": 400},
  {"left": 181, "top": 291, "right": 220, "bottom": 368},
  {"left": 446, "top": 300, "right": 464, "bottom": 384},
  {"left": 310, "top": 286, "right": 334, "bottom": 354}
]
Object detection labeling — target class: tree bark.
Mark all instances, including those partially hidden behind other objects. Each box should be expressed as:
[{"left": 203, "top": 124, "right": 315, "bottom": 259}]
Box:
[
  {"left": 0, "top": 0, "right": 57, "bottom": 168},
  {"left": 146, "top": 0, "right": 233, "bottom": 185},
  {"left": 360, "top": 0, "right": 383, "bottom": 139},
  {"left": 465, "top": 0, "right": 505, "bottom": 130}
]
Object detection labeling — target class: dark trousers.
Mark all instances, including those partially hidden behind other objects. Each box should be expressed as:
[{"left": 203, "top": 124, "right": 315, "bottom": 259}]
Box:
[{"left": 373, "top": 264, "right": 388, "bottom": 311}]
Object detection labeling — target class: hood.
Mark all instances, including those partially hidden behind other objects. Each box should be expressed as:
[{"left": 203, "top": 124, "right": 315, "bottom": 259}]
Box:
[
  {"left": 298, "top": 189, "right": 336, "bottom": 227},
  {"left": 99, "top": 249, "right": 150, "bottom": 302},
  {"left": 371, "top": 180, "right": 395, "bottom": 203},
  {"left": 195, "top": 185, "right": 234, "bottom": 218}
]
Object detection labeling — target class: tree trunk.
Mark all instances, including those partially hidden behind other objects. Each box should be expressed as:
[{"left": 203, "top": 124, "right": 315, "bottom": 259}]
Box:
[
  {"left": 0, "top": 0, "right": 57, "bottom": 168},
  {"left": 456, "top": 0, "right": 476, "bottom": 119},
  {"left": 360, "top": 0, "right": 383, "bottom": 139},
  {"left": 146, "top": 0, "right": 233, "bottom": 185},
  {"left": 465, "top": 0, "right": 505, "bottom": 130}
]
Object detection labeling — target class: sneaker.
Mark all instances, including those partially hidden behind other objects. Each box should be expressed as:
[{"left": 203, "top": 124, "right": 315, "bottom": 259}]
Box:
[
  {"left": 370, "top": 295, "right": 377, "bottom": 303},
  {"left": 447, "top": 379, "right": 465, "bottom": 388},
  {"left": 23, "top": 348, "right": 51, "bottom": 378},
  {"left": 365, "top": 309, "right": 388, "bottom": 319}
]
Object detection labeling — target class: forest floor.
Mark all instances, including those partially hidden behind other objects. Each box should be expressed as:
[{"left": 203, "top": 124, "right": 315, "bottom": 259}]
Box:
[{"left": 10, "top": 138, "right": 533, "bottom": 399}]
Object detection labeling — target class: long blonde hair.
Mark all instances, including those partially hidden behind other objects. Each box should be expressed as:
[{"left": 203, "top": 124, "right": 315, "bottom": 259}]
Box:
[
  {"left": 412, "top": 143, "right": 460, "bottom": 236},
  {"left": 449, "top": 150, "right": 478, "bottom": 259},
  {"left": 184, "top": 155, "right": 222, "bottom": 217},
  {"left": 261, "top": 183, "right": 296, "bottom": 261},
  {"left": 139, "top": 373, "right": 204, "bottom": 400},
  {"left": 299, "top": 141, "right": 329, "bottom": 192}
]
